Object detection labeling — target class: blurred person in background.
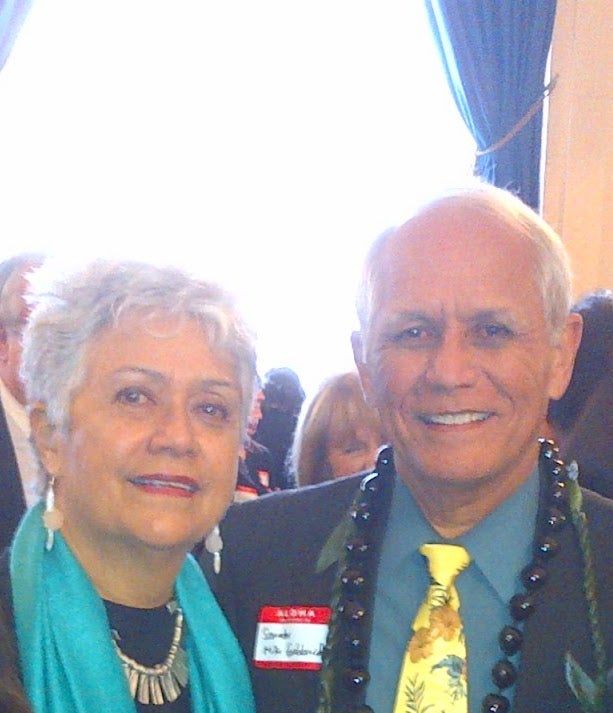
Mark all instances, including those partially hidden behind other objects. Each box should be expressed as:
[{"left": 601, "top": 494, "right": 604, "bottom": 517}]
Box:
[
  {"left": 548, "top": 289, "right": 613, "bottom": 497},
  {"left": 0, "top": 253, "right": 46, "bottom": 551},
  {"left": 291, "top": 371, "right": 386, "bottom": 486},
  {"left": 254, "top": 367, "right": 305, "bottom": 490},
  {"left": 0, "top": 604, "right": 31, "bottom": 713},
  {"left": 235, "top": 380, "right": 273, "bottom": 501}
]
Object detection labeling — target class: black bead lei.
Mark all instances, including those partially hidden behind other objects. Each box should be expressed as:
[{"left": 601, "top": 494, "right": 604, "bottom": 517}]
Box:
[{"left": 315, "top": 439, "right": 600, "bottom": 713}]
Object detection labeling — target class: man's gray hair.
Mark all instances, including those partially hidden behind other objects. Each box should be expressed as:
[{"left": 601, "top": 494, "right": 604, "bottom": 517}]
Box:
[
  {"left": 21, "top": 259, "right": 258, "bottom": 430},
  {"left": 356, "top": 184, "right": 573, "bottom": 343}
]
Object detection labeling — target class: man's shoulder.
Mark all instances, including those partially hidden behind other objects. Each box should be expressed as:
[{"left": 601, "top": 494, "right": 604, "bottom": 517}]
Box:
[
  {"left": 580, "top": 486, "right": 613, "bottom": 541},
  {"left": 217, "top": 474, "right": 365, "bottom": 569},
  {"left": 245, "top": 437, "right": 271, "bottom": 458},
  {"left": 224, "top": 473, "right": 363, "bottom": 527},
  {"left": 581, "top": 485, "right": 613, "bottom": 512}
]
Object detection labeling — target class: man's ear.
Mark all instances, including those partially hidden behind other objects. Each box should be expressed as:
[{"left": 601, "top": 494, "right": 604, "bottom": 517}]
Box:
[
  {"left": 30, "top": 404, "right": 64, "bottom": 477},
  {"left": 548, "top": 312, "right": 584, "bottom": 401},
  {"left": 351, "top": 330, "right": 376, "bottom": 408}
]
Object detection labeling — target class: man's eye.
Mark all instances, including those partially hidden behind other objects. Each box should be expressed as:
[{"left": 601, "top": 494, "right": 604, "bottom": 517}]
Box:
[
  {"left": 391, "top": 326, "right": 424, "bottom": 342},
  {"left": 472, "top": 323, "right": 515, "bottom": 345},
  {"left": 481, "top": 324, "right": 513, "bottom": 338},
  {"left": 116, "top": 387, "right": 149, "bottom": 405}
]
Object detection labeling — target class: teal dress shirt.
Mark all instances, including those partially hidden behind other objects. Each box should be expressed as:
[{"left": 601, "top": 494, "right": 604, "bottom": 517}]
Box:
[{"left": 366, "top": 468, "right": 539, "bottom": 712}]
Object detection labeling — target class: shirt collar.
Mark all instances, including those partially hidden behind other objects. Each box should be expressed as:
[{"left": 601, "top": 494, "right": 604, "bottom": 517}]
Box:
[
  {"left": 388, "top": 466, "right": 540, "bottom": 604},
  {"left": 458, "top": 468, "right": 539, "bottom": 603}
]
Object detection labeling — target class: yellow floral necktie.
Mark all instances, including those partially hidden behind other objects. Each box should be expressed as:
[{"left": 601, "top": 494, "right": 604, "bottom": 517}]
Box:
[{"left": 393, "top": 543, "right": 471, "bottom": 713}]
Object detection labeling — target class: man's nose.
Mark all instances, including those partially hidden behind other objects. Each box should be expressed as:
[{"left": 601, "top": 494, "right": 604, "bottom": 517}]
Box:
[{"left": 423, "top": 331, "right": 477, "bottom": 390}]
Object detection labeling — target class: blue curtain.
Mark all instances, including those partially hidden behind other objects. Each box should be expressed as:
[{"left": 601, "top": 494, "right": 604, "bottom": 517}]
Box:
[
  {"left": 425, "top": 1, "right": 557, "bottom": 209},
  {"left": 0, "top": 0, "right": 33, "bottom": 72}
]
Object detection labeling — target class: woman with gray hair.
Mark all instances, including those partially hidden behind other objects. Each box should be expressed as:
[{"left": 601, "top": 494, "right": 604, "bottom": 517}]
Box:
[{"left": 0, "top": 259, "right": 257, "bottom": 713}]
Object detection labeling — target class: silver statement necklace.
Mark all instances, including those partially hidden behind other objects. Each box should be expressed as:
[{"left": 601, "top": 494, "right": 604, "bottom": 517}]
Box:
[{"left": 111, "top": 600, "right": 189, "bottom": 705}]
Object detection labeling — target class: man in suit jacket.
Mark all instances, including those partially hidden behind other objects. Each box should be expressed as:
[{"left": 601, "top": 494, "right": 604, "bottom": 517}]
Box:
[
  {"left": 204, "top": 186, "right": 613, "bottom": 713},
  {"left": 0, "top": 254, "right": 44, "bottom": 551}
]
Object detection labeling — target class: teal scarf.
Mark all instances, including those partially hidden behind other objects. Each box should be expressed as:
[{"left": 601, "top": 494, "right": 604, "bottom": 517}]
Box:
[{"left": 10, "top": 503, "right": 255, "bottom": 713}]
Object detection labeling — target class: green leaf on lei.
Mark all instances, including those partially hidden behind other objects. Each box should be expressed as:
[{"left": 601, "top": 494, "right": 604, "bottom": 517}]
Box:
[
  {"left": 565, "top": 652, "right": 602, "bottom": 713},
  {"left": 316, "top": 516, "right": 355, "bottom": 574},
  {"left": 567, "top": 462, "right": 585, "bottom": 521}
]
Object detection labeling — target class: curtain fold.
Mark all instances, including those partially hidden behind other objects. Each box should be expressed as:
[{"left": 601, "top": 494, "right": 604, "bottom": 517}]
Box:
[
  {"left": 0, "top": 0, "right": 33, "bottom": 72},
  {"left": 425, "top": 0, "right": 557, "bottom": 209}
]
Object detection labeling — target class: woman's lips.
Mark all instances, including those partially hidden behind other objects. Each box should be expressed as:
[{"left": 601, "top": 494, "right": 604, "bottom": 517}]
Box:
[{"left": 128, "top": 474, "right": 200, "bottom": 497}]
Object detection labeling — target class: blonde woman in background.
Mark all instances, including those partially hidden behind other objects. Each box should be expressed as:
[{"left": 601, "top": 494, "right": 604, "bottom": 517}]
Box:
[{"left": 291, "top": 371, "right": 386, "bottom": 486}]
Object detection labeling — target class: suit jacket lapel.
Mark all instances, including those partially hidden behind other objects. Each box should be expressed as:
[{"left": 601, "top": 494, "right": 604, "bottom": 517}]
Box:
[{"left": 327, "top": 462, "right": 396, "bottom": 713}]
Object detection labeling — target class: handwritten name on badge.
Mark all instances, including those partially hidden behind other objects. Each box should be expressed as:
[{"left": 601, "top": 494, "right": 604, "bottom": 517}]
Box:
[{"left": 254, "top": 606, "right": 331, "bottom": 670}]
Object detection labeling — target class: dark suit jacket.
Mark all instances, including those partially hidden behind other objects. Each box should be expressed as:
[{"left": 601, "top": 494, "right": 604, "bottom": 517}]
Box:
[
  {"left": 0, "top": 402, "right": 25, "bottom": 552},
  {"left": 204, "top": 457, "right": 613, "bottom": 713}
]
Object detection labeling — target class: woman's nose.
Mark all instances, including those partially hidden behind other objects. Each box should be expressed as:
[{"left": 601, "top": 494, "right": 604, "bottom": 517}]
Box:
[{"left": 149, "top": 404, "right": 198, "bottom": 456}]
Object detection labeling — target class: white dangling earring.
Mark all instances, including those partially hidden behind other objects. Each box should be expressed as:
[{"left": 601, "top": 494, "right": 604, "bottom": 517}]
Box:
[
  {"left": 204, "top": 525, "right": 223, "bottom": 574},
  {"left": 42, "top": 475, "right": 64, "bottom": 551}
]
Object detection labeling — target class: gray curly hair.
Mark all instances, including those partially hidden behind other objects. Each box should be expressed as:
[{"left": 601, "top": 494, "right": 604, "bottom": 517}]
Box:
[{"left": 21, "top": 259, "right": 258, "bottom": 431}]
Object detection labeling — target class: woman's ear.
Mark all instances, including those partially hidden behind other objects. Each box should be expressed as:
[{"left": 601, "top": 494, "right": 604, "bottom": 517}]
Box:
[{"left": 30, "top": 403, "right": 64, "bottom": 477}]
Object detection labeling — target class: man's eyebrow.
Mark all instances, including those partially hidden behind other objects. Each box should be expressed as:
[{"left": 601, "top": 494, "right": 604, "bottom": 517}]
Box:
[
  {"left": 465, "top": 308, "right": 516, "bottom": 322},
  {"left": 386, "top": 310, "right": 434, "bottom": 323}
]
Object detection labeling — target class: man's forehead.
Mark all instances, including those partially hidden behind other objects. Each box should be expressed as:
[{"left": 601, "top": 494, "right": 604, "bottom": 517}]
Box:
[
  {"left": 374, "top": 202, "right": 535, "bottom": 279},
  {"left": 394, "top": 201, "right": 520, "bottom": 248},
  {"left": 364, "top": 205, "right": 544, "bottom": 320}
]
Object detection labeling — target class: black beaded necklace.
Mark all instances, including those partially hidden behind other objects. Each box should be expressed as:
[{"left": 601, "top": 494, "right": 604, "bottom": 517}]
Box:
[{"left": 315, "top": 440, "right": 606, "bottom": 713}]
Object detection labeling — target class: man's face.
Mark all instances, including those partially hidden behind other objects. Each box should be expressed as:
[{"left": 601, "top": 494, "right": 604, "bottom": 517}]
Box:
[
  {"left": 354, "top": 202, "right": 581, "bottom": 495},
  {"left": 0, "top": 267, "right": 37, "bottom": 404}
]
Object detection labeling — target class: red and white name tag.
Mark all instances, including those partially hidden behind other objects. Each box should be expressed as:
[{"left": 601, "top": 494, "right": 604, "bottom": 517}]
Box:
[{"left": 254, "top": 606, "right": 331, "bottom": 670}]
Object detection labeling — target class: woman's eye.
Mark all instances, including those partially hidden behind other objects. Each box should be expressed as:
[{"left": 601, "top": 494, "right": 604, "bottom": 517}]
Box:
[
  {"left": 115, "top": 387, "right": 149, "bottom": 405},
  {"left": 339, "top": 440, "right": 367, "bottom": 455},
  {"left": 197, "top": 402, "right": 230, "bottom": 421}
]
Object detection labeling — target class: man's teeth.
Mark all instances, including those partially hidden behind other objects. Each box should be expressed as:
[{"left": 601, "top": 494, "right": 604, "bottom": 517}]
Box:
[{"left": 424, "top": 412, "right": 490, "bottom": 425}]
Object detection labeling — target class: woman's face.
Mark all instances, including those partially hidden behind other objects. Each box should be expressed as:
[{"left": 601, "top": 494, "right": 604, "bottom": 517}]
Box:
[
  {"left": 37, "top": 312, "right": 243, "bottom": 558},
  {"left": 326, "top": 425, "right": 382, "bottom": 479}
]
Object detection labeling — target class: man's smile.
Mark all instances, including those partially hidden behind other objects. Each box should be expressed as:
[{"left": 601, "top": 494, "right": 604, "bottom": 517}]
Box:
[{"left": 419, "top": 411, "right": 493, "bottom": 426}]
